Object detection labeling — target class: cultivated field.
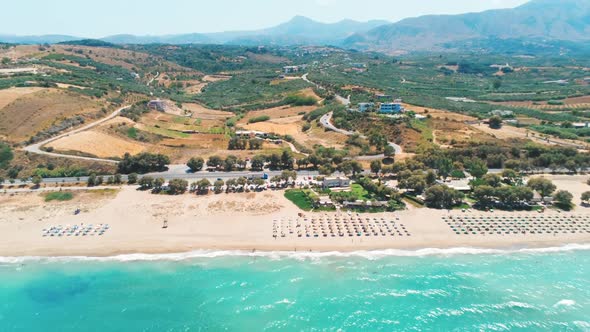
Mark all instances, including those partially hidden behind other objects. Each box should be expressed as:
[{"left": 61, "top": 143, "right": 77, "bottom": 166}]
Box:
[
  {"left": 46, "top": 130, "right": 145, "bottom": 158},
  {"left": 491, "top": 95, "right": 590, "bottom": 110}
]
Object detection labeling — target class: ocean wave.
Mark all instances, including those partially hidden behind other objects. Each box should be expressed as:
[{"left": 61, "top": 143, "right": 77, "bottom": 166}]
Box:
[
  {"left": 0, "top": 243, "right": 589, "bottom": 264},
  {"left": 554, "top": 299, "right": 577, "bottom": 308}
]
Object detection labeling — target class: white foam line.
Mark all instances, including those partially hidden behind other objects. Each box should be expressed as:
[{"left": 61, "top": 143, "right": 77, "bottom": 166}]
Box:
[{"left": 0, "top": 243, "right": 589, "bottom": 264}]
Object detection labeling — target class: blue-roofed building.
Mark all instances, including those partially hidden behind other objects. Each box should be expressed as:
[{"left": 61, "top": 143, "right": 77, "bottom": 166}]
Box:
[{"left": 379, "top": 102, "right": 403, "bottom": 114}]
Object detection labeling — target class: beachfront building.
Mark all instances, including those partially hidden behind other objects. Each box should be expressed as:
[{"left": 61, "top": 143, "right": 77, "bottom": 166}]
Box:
[
  {"left": 436, "top": 179, "right": 471, "bottom": 192},
  {"left": 358, "top": 102, "right": 375, "bottom": 112},
  {"left": 379, "top": 102, "right": 403, "bottom": 114},
  {"left": 322, "top": 177, "right": 351, "bottom": 189}
]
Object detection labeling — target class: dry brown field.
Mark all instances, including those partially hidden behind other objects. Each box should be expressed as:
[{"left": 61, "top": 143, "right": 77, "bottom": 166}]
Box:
[
  {"left": 46, "top": 130, "right": 145, "bottom": 158},
  {"left": 0, "top": 88, "right": 106, "bottom": 142}
]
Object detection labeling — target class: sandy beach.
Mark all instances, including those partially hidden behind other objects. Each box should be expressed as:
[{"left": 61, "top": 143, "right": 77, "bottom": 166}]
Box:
[{"left": 0, "top": 175, "right": 589, "bottom": 257}]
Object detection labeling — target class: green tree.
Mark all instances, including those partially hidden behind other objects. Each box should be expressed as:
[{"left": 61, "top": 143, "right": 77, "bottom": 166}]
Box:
[
  {"left": 31, "top": 175, "right": 43, "bottom": 188},
  {"left": 384, "top": 145, "right": 395, "bottom": 158},
  {"left": 473, "top": 185, "right": 496, "bottom": 206},
  {"left": 207, "top": 156, "right": 223, "bottom": 169},
  {"left": 251, "top": 155, "right": 266, "bottom": 171},
  {"left": 248, "top": 139, "right": 262, "bottom": 150},
  {"left": 225, "top": 179, "right": 237, "bottom": 192},
  {"left": 424, "top": 185, "right": 464, "bottom": 209},
  {"left": 436, "top": 158, "right": 453, "bottom": 180},
  {"left": 581, "top": 191, "right": 590, "bottom": 205},
  {"left": 196, "top": 179, "right": 211, "bottom": 195},
  {"left": 127, "top": 173, "right": 138, "bottom": 184},
  {"left": 138, "top": 176, "right": 154, "bottom": 190},
  {"left": 400, "top": 175, "right": 427, "bottom": 194},
  {"left": 370, "top": 160, "right": 382, "bottom": 175},
  {"left": 467, "top": 158, "right": 488, "bottom": 179},
  {"left": 213, "top": 179, "right": 225, "bottom": 194},
  {"left": 117, "top": 152, "right": 170, "bottom": 174},
  {"left": 553, "top": 190, "right": 573, "bottom": 210},
  {"left": 187, "top": 157, "right": 205, "bottom": 172},
  {"left": 168, "top": 179, "right": 188, "bottom": 195},
  {"left": 501, "top": 169, "right": 520, "bottom": 185},
  {"left": 87, "top": 174, "right": 97, "bottom": 187},
  {"left": 0, "top": 142, "right": 13, "bottom": 169},
  {"left": 281, "top": 151, "right": 294, "bottom": 170},
  {"left": 527, "top": 177, "right": 556, "bottom": 197},
  {"left": 481, "top": 174, "right": 502, "bottom": 187},
  {"left": 153, "top": 178, "right": 165, "bottom": 191},
  {"left": 224, "top": 155, "right": 238, "bottom": 172},
  {"left": 489, "top": 116, "right": 503, "bottom": 129}
]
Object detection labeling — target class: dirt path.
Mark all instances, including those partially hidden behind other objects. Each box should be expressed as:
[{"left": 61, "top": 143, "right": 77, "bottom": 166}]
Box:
[{"left": 23, "top": 105, "right": 131, "bottom": 164}]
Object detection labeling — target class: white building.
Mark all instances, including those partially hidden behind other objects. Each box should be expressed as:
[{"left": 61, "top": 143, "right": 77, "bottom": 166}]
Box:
[
  {"left": 322, "top": 177, "right": 351, "bottom": 189},
  {"left": 358, "top": 103, "right": 374, "bottom": 112}
]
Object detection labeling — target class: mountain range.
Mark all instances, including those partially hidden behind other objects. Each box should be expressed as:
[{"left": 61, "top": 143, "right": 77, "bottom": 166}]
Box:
[
  {"left": 0, "top": 16, "right": 388, "bottom": 47},
  {"left": 344, "top": 0, "right": 590, "bottom": 52},
  {"left": 1, "top": 0, "right": 589, "bottom": 54}
]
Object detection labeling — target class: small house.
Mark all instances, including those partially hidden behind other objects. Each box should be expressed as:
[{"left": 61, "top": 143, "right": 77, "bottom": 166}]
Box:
[
  {"left": 322, "top": 177, "right": 351, "bottom": 189},
  {"left": 147, "top": 100, "right": 166, "bottom": 112}
]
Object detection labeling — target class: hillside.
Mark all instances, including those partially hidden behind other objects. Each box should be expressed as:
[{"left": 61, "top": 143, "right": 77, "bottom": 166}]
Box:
[{"left": 343, "top": 0, "right": 590, "bottom": 53}]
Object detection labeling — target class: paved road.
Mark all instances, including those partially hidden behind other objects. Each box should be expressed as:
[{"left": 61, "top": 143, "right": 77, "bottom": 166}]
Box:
[
  {"left": 2, "top": 169, "right": 323, "bottom": 186},
  {"left": 320, "top": 112, "right": 403, "bottom": 157},
  {"left": 23, "top": 105, "right": 132, "bottom": 164},
  {"left": 302, "top": 73, "right": 350, "bottom": 106},
  {"left": 304, "top": 73, "right": 402, "bottom": 157}
]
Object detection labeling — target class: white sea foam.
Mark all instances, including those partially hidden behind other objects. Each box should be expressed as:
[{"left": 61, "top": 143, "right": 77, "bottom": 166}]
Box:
[
  {"left": 0, "top": 243, "right": 589, "bottom": 264},
  {"left": 554, "top": 299, "right": 577, "bottom": 308}
]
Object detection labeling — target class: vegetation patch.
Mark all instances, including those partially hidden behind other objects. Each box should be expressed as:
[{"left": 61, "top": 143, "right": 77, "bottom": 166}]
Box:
[
  {"left": 248, "top": 115, "right": 271, "bottom": 124},
  {"left": 44, "top": 192, "right": 74, "bottom": 202},
  {"left": 284, "top": 189, "right": 315, "bottom": 211}
]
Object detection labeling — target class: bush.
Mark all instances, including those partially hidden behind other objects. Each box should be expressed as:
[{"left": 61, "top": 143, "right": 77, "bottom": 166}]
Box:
[
  {"left": 248, "top": 115, "right": 271, "bottom": 124},
  {"left": 44, "top": 192, "right": 74, "bottom": 202},
  {"left": 284, "top": 94, "right": 316, "bottom": 106},
  {"left": 0, "top": 142, "right": 13, "bottom": 169}
]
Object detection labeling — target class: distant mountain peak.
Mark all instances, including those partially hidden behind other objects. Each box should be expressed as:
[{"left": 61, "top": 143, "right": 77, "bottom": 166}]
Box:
[{"left": 343, "top": 0, "right": 590, "bottom": 53}]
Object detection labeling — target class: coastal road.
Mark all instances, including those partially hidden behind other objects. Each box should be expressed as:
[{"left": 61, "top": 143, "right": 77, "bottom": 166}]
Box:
[
  {"left": 2, "top": 169, "right": 323, "bottom": 186},
  {"left": 23, "top": 105, "right": 132, "bottom": 164}
]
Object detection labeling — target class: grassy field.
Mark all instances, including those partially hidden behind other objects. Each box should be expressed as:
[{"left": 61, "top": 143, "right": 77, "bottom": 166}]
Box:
[
  {"left": 44, "top": 192, "right": 74, "bottom": 202},
  {"left": 284, "top": 189, "right": 315, "bottom": 211}
]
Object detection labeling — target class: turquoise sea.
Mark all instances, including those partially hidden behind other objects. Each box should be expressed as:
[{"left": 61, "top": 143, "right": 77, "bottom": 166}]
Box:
[{"left": 0, "top": 246, "right": 589, "bottom": 331}]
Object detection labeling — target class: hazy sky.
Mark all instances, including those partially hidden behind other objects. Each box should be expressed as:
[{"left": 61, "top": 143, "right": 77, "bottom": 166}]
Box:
[{"left": 2, "top": 0, "right": 530, "bottom": 37}]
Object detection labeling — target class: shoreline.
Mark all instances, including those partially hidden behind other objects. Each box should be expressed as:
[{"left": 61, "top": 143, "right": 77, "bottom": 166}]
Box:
[
  {"left": 1, "top": 243, "right": 590, "bottom": 262},
  {"left": 2, "top": 178, "right": 590, "bottom": 259}
]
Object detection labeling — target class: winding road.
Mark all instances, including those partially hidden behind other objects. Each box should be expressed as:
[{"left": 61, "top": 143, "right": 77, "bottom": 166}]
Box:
[
  {"left": 305, "top": 72, "right": 403, "bottom": 158},
  {"left": 23, "top": 105, "right": 132, "bottom": 164}
]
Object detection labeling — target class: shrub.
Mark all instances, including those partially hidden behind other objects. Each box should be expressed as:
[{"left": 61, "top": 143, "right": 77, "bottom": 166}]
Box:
[
  {"left": 44, "top": 192, "right": 74, "bottom": 202},
  {"left": 248, "top": 115, "right": 271, "bottom": 124}
]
